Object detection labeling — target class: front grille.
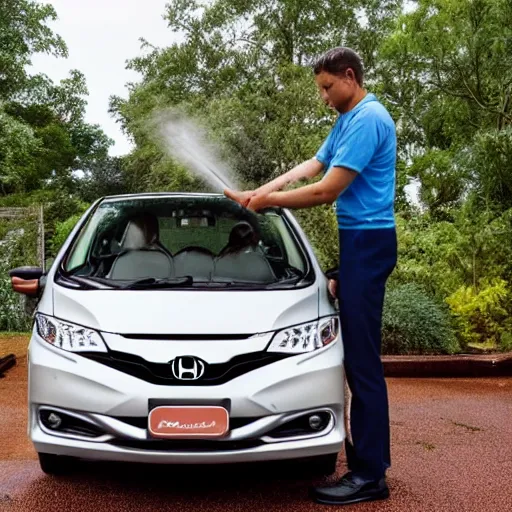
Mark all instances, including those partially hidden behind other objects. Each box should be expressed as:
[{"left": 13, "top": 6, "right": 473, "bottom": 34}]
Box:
[
  {"left": 109, "top": 439, "right": 263, "bottom": 451},
  {"left": 120, "top": 333, "right": 255, "bottom": 341},
  {"left": 80, "top": 350, "right": 290, "bottom": 385}
]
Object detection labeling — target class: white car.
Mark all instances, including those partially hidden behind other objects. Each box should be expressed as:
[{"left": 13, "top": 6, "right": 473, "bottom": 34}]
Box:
[{"left": 10, "top": 192, "right": 345, "bottom": 475}]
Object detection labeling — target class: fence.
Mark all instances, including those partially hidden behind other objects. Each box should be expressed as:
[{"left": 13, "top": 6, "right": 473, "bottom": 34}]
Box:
[
  {"left": 0, "top": 206, "right": 45, "bottom": 269},
  {"left": 0, "top": 206, "right": 45, "bottom": 332}
]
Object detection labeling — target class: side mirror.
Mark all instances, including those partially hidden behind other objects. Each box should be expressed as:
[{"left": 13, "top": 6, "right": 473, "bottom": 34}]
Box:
[
  {"left": 324, "top": 267, "right": 339, "bottom": 302},
  {"left": 324, "top": 267, "right": 338, "bottom": 281},
  {"left": 8, "top": 266, "right": 45, "bottom": 297}
]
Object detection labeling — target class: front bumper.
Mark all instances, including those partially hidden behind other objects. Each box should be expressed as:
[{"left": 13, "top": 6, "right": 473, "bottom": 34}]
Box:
[
  {"left": 31, "top": 405, "right": 344, "bottom": 464},
  {"left": 28, "top": 330, "right": 345, "bottom": 464}
]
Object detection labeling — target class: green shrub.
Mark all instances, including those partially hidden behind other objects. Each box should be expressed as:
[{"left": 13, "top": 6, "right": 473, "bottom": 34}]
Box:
[
  {"left": 445, "top": 279, "right": 512, "bottom": 351},
  {"left": 501, "top": 332, "right": 512, "bottom": 352},
  {"left": 0, "top": 261, "right": 32, "bottom": 332},
  {"left": 382, "top": 283, "right": 459, "bottom": 355},
  {"left": 0, "top": 210, "right": 40, "bottom": 267},
  {"left": 50, "top": 213, "right": 83, "bottom": 255},
  {"left": 0, "top": 188, "right": 90, "bottom": 262}
]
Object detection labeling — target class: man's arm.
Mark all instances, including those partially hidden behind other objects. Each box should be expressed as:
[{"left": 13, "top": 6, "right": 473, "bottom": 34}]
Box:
[
  {"left": 224, "top": 158, "right": 324, "bottom": 206},
  {"left": 254, "top": 158, "right": 324, "bottom": 195},
  {"left": 248, "top": 166, "right": 357, "bottom": 210}
]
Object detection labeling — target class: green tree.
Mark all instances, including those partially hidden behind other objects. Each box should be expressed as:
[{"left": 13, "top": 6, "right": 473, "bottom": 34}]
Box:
[
  {"left": 380, "top": 0, "right": 512, "bottom": 214},
  {"left": 0, "top": 1, "right": 114, "bottom": 196},
  {"left": 0, "top": 0, "right": 67, "bottom": 98},
  {"left": 111, "top": 0, "right": 402, "bottom": 190},
  {"left": 0, "top": 105, "right": 40, "bottom": 194},
  {"left": 3, "top": 70, "right": 113, "bottom": 194}
]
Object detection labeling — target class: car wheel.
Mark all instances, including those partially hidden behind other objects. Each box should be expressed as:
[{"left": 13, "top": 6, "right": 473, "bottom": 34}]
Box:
[{"left": 37, "top": 452, "right": 75, "bottom": 475}]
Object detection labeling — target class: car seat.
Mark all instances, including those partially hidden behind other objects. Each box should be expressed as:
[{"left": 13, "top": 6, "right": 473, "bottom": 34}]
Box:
[
  {"left": 213, "top": 221, "right": 276, "bottom": 283},
  {"left": 173, "top": 246, "right": 215, "bottom": 280},
  {"left": 108, "top": 212, "right": 174, "bottom": 280}
]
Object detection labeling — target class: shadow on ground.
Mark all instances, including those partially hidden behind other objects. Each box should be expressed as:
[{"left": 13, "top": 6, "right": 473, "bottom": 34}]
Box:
[{"left": 7, "top": 458, "right": 346, "bottom": 512}]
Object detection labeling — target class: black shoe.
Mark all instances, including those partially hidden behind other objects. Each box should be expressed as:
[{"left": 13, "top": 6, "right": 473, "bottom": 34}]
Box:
[{"left": 310, "top": 471, "right": 390, "bottom": 505}]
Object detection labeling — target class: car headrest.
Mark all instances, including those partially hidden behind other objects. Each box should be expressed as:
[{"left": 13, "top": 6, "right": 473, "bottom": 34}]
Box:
[
  {"left": 122, "top": 213, "right": 160, "bottom": 249},
  {"left": 220, "top": 221, "right": 259, "bottom": 256}
]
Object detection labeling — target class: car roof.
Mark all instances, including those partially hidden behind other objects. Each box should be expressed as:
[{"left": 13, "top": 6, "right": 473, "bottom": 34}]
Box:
[
  {"left": 98, "top": 193, "right": 284, "bottom": 215},
  {"left": 101, "top": 192, "right": 224, "bottom": 202}
]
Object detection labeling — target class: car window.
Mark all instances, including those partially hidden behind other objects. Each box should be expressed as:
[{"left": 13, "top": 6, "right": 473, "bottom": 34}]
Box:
[
  {"left": 62, "top": 195, "right": 309, "bottom": 286},
  {"left": 158, "top": 216, "right": 247, "bottom": 255}
]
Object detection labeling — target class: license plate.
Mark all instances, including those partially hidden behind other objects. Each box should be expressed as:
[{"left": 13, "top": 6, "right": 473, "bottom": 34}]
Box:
[{"left": 148, "top": 406, "right": 229, "bottom": 439}]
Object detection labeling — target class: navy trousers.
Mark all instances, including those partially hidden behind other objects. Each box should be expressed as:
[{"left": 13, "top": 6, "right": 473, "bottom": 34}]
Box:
[{"left": 337, "top": 227, "right": 397, "bottom": 480}]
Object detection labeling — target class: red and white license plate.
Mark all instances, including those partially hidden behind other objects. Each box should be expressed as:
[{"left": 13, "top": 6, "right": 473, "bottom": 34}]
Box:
[{"left": 148, "top": 406, "right": 229, "bottom": 439}]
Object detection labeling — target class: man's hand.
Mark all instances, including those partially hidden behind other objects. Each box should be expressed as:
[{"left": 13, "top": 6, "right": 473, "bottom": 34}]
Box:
[
  {"left": 224, "top": 188, "right": 272, "bottom": 212},
  {"left": 247, "top": 192, "right": 272, "bottom": 212},
  {"left": 224, "top": 189, "right": 255, "bottom": 207},
  {"left": 328, "top": 279, "right": 338, "bottom": 299}
]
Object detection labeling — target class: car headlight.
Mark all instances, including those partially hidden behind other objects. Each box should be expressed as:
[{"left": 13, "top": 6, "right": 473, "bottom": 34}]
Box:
[
  {"left": 267, "top": 317, "right": 339, "bottom": 354},
  {"left": 35, "top": 313, "right": 107, "bottom": 353}
]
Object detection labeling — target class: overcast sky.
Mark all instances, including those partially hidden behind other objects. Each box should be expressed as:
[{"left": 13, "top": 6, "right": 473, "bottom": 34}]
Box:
[{"left": 31, "top": 0, "right": 181, "bottom": 156}]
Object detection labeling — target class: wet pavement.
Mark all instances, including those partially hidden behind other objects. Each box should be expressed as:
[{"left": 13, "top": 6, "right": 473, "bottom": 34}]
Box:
[{"left": 1, "top": 338, "right": 512, "bottom": 511}]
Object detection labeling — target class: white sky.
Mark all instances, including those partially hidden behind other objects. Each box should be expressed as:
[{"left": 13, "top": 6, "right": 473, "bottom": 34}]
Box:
[{"left": 30, "top": 0, "right": 181, "bottom": 156}]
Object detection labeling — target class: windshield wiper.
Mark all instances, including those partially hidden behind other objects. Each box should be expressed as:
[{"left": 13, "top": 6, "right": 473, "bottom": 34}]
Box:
[
  {"left": 262, "top": 268, "right": 308, "bottom": 288},
  {"left": 61, "top": 274, "right": 115, "bottom": 290},
  {"left": 120, "top": 276, "right": 194, "bottom": 290},
  {"left": 203, "top": 280, "right": 269, "bottom": 288},
  {"left": 198, "top": 273, "right": 308, "bottom": 289},
  {"left": 59, "top": 274, "right": 193, "bottom": 290},
  {"left": 265, "top": 276, "right": 305, "bottom": 288}
]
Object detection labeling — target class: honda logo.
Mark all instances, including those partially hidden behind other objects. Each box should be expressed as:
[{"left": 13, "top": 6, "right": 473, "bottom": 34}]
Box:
[{"left": 171, "top": 356, "right": 206, "bottom": 380}]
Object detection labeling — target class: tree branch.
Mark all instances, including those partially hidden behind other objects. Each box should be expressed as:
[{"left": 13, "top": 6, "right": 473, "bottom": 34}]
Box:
[
  {"left": 499, "top": 85, "right": 511, "bottom": 130},
  {"left": 429, "top": 59, "right": 512, "bottom": 124},
  {"left": 234, "top": 37, "right": 272, "bottom": 58}
]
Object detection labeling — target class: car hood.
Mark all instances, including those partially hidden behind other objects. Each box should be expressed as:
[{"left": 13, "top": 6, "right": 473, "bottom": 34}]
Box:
[{"left": 52, "top": 283, "right": 319, "bottom": 335}]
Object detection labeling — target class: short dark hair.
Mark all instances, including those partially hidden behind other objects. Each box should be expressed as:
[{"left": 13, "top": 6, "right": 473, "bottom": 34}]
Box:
[{"left": 312, "top": 47, "right": 364, "bottom": 86}]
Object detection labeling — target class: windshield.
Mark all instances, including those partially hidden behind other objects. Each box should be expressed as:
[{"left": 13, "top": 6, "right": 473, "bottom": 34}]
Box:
[{"left": 60, "top": 195, "right": 311, "bottom": 289}]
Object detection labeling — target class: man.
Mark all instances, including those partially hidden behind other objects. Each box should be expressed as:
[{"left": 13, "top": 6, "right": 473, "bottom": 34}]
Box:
[{"left": 224, "top": 46, "right": 397, "bottom": 506}]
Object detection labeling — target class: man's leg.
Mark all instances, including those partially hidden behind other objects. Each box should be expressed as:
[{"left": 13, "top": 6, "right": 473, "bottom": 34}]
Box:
[
  {"left": 341, "top": 286, "right": 390, "bottom": 478},
  {"left": 311, "top": 228, "right": 397, "bottom": 505}
]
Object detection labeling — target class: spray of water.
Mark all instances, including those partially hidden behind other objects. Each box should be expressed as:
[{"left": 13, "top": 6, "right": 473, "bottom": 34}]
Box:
[{"left": 151, "top": 108, "right": 239, "bottom": 192}]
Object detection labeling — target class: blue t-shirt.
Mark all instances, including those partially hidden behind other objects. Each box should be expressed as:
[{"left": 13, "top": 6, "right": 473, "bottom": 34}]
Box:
[{"left": 315, "top": 93, "right": 396, "bottom": 229}]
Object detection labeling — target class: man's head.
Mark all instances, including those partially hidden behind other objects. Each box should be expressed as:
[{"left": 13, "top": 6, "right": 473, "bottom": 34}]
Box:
[{"left": 312, "top": 47, "right": 365, "bottom": 113}]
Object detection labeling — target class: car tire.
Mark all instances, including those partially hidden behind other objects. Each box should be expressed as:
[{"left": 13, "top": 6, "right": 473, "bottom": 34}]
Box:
[{"left": 37, "top": 452, "right": 75, "bottom": 475}]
